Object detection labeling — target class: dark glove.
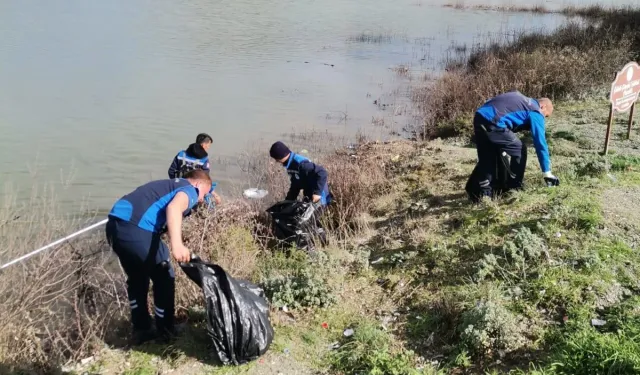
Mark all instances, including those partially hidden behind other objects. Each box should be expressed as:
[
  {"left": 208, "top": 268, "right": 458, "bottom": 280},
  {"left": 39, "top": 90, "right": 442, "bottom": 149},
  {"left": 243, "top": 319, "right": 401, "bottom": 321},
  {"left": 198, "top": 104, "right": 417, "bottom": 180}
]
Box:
[{"left": 544, "top": 175, "right": 560, "bottom": 187}]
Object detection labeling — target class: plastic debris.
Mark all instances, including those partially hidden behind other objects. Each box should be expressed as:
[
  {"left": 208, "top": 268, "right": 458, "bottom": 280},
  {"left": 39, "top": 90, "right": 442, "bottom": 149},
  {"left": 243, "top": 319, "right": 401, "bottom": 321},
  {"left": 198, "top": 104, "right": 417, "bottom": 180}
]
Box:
[
  {"left": 322, "top": 322, "right": 329, "bottom": 329},
  {"left": 243, "top": 188, "right": 269, "bottom": 199},
  {"left": 370, "top": 257, "right": 384, "bottom": 265},
  {"left": 300, "top": 149, "right": 309, "bottom": 154},
  {"left": 343, "top": 328, "right": 354, "bottom": 337},
  {"left": 80, "top": 357, "right": 94, "bottom": 365},
  {"left": 591, "top": 318, "right": 607, "bottom": 326},
  {"left": 329, "top": 341, "right": 340, "bottom": 350}
]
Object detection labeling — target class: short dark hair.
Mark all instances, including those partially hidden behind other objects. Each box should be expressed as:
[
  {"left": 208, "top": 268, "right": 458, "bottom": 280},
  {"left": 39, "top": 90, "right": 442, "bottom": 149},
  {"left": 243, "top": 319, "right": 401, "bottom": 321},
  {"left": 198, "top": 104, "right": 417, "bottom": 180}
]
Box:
[
  {"left": 183, "top": 169, "right": 211, "bottom": 182},
  {"left": 196, "top": 133, "right": 213, "bottom": 145}
]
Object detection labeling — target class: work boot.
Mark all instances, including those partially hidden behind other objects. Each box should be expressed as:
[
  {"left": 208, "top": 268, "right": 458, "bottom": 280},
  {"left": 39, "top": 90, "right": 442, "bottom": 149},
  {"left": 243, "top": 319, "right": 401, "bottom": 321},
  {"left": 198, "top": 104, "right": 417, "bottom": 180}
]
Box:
[
  {"left": 131, "top": 327, "right": 157, "bottom": 346},
  {"left": 157, "top": 323, "right": 186, "bottom": 344}
]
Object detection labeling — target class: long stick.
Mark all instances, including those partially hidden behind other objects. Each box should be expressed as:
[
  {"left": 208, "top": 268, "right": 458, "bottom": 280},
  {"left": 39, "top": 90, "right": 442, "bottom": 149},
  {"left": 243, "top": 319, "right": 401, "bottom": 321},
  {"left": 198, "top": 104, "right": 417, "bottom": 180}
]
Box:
[
  {"left": 604, "top": 103, "right": 614, "bottom": 155},
  {"left": 0, "top": 218, "right": 108, "bottom": 271}
]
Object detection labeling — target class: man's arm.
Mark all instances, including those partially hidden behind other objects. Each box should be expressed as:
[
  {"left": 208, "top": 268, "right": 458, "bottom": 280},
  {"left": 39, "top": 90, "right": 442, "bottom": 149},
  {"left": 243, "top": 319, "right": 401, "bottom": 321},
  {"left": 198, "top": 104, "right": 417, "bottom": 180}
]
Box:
[
  {"left": 168, "top": 154, "right": 180, "bottom": 179},
  {"left": 529, "top": 112, "right": 551, "bottom": 173},
  {"left": 285, "top": 177, "right": 301, "bottom": 201},
  {"left": 202, "top": 158, "right": 211, "bottom": 173},
  {"left": 166, "top": 191, "right": 191, "bottom": 262}
]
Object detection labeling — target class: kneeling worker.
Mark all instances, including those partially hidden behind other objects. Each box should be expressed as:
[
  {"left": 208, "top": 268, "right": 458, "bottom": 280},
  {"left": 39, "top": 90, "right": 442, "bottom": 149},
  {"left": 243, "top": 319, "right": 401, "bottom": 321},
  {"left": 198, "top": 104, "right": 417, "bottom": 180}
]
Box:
[
  {"left": 105, "top": 170, "right": 212, "bottom": 343},
  {"left": 467, "top": 90, "right": 559, "bottom": 201}
]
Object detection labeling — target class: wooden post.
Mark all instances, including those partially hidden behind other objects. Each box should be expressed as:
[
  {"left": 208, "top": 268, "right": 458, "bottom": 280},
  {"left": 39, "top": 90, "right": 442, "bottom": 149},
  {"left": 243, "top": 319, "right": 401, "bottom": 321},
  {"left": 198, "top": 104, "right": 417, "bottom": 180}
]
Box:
[
  {"left": 604, "top": 103, "right": 614, "bottom": 155},
  {"left": 627, "top": 102, "right": 636, "bottom": 140}
]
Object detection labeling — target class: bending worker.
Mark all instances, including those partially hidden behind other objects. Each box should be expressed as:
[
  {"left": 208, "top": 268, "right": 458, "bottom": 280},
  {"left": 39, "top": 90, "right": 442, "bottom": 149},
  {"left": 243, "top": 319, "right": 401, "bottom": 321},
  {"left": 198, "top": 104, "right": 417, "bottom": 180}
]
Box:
[
  {"left": 269, "top": 141, "right": 332, "bottom": 248},
  {"left": 105, "top": 170, "right": 212, "bottom": 344},
  {"left": 468, "top": 90, "right": 560, "bottom": 201},
  {"left": 269, "top": 141, "right": 332, "bottom": 206}
]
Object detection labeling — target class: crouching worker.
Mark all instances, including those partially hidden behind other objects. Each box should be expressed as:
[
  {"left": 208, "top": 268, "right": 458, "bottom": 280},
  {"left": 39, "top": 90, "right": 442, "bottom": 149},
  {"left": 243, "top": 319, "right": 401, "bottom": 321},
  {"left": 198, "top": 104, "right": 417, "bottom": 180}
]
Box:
[
  {"left": 269, "top": 141, "right": 332, "bottom": 247},
  {"left": 105, "top": 170, "right": 212, "bottom": 344},
  {"left": 466, "top": 90, "right": 560, "bottom": 202},
  {"left": 168, "top": 133, "right": 221, "bottom": 208}
]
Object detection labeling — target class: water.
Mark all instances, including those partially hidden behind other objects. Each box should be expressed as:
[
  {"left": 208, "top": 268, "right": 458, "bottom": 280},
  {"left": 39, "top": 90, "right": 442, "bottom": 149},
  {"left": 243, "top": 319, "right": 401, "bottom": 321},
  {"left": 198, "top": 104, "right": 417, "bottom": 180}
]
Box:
[{"left": 1, "top": 0, "right": 638, "bottom": 212}]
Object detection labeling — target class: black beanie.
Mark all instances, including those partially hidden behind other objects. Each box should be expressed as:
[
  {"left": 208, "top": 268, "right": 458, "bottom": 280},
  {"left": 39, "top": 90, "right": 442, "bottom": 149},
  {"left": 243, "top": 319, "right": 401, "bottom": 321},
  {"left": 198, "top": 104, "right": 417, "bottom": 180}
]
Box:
[{"left": 269, "top": 141, "right": 291, "bottom": 160}]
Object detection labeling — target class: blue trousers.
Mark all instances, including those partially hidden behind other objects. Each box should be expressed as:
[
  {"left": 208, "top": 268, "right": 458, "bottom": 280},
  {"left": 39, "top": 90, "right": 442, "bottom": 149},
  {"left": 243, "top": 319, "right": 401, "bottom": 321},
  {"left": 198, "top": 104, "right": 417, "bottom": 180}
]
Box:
[{"left": 105, "top": 217, "right": 175, "bottom": 333}]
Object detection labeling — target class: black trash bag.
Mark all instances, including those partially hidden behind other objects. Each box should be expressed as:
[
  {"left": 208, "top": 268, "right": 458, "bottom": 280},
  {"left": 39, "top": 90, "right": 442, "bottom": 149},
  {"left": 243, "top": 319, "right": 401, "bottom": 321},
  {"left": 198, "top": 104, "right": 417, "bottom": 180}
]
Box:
[
  {"left": 465, "top": 150, "right": 514, "bottom": 203},
  {"left": 266, "top": 200, "right": 327, "bottom": 251},
  {"left": 179, "top": 258, "right": 274, "bottom": 365}
]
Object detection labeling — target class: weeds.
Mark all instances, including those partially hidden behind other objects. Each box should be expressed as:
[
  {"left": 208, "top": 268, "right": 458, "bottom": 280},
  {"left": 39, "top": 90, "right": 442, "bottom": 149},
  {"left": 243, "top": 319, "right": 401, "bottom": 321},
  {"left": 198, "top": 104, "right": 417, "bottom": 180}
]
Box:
[{"left": 329, "top": 320, "right": 421, "bottom": 375}]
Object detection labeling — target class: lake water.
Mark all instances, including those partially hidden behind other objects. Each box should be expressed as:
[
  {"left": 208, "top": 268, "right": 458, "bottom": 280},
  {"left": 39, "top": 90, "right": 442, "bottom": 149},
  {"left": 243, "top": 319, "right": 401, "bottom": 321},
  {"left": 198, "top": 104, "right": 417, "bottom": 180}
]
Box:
[{"left": 1, "top": 0, "right": 639, "bottom": 213}]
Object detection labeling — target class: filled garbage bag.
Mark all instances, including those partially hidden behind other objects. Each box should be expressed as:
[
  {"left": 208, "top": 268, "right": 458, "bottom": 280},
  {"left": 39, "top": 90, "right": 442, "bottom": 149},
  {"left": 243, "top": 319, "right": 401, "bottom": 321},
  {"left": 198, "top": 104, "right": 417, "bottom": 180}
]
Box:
[
  {"left": 179, "top": 258, "right": 274, "bottom": 365},
  {"left": 266, "top": 200, "right": 327, "bottom": 251}
]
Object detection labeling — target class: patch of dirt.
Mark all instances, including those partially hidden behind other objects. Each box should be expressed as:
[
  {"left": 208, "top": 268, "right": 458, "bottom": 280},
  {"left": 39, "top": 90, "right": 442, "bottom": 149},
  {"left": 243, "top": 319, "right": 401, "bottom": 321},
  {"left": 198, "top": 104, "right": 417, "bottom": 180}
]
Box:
[
  {"left": 246, "top": 353, "right": 322, "bottom": 375},
  {"left": 602, "top": 187, "right": 640, "bottom": 247}
]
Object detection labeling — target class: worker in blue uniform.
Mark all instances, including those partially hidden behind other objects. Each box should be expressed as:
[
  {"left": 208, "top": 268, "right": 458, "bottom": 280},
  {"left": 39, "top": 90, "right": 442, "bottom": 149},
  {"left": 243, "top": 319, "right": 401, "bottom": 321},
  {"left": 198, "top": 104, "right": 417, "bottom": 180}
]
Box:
[
  {"left": 467, "top": 90, "right": 560, "bottom": 202},
  {"left": 168, "top": 133, "right": 221, "bottom": 207},
  {"left": 269, "top": 141, "right": 332, "bottom": 206},
  {"left": 269, "top": 141, "right": 332, "bottom": 249},
  {"left": 105, "top": 170, "right": 212, "bottom": 344}
]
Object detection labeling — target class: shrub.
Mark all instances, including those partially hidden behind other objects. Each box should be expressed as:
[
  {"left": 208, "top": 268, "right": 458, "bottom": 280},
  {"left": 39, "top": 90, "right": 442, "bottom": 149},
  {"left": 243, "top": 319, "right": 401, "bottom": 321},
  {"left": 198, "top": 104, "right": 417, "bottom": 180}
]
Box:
[
  {"left": 458, "top": 300, "right": 530, "bottom": 357},
  {"left": 261, "top": 269, "right": 336, "bottom": 309}
]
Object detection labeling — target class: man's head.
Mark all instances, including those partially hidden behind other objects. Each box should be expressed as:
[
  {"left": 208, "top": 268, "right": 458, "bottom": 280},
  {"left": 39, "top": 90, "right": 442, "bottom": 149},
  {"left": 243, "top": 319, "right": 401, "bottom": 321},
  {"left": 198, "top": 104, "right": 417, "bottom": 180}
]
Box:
[
  {"left": 196, "top": 133, "right": 213, "bottom": 152},
  {"left": 538, "top": 98, "right": 554, "bottom": 118},
  {"left": 183, "top": 169, "right": 212, "bottom": 202},
  {"left": 269, "top": 141, "right": 291, "bottom": 164}
]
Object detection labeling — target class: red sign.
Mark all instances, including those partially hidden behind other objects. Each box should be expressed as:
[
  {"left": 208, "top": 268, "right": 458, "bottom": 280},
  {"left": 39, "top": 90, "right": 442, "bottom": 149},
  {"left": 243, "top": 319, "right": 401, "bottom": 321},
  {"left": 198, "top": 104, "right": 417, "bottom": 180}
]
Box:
[{"left": 610, "top": 61, "right": 640, "bottom": 113}]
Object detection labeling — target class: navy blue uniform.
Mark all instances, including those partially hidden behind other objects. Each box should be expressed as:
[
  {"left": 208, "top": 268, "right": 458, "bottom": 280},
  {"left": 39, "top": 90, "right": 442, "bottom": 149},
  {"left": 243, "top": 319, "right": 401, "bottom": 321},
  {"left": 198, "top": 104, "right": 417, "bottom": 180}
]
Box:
[
  {"left": 284, "top": 152, "right": 331, "bottom": 206},
  {"left": 472, "top": 91, "right": 550, "bottom": 197},
  {"left": 106, "top": 179, "right": 199, "bottom": 334},
  {"left": 168, "top": 143, "right": 210, "bottom": 179}
]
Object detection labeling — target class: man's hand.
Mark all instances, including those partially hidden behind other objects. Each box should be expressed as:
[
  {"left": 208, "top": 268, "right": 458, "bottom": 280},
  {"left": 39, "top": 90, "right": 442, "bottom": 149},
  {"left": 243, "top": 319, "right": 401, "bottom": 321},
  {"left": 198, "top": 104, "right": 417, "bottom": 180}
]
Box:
[
  {"left": 543, "top": 172, "right": 560, "bottom": 187},
  {"left": 172, "top": 243, "right": 191, "bottom": 263},
  {"left": 312, "top": 194, "right": 321, "bottom": 203},
  {"left": 212, "top": 192, "right": 222, "bottom": 205}
]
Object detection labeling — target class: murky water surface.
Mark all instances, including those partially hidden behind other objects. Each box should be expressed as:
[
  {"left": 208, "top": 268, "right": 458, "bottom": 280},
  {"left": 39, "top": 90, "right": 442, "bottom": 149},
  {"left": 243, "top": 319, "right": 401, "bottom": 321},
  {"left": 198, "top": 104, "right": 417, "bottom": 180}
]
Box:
[{"left": 1, "top": 0, "right": 638, "bottom": 211}]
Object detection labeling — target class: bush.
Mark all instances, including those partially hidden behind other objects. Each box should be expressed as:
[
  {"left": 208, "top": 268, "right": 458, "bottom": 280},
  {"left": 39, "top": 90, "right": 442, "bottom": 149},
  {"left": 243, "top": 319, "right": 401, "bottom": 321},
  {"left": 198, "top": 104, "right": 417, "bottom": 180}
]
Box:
[
  {"left": 262, "top": 269, "right": 336, "bottom": 310},
  {"left": 458, "top": 300, "right": 530, "bottom": 357},
  {"left": 475, "top": 226, "right": 547, "bottom": 282}
]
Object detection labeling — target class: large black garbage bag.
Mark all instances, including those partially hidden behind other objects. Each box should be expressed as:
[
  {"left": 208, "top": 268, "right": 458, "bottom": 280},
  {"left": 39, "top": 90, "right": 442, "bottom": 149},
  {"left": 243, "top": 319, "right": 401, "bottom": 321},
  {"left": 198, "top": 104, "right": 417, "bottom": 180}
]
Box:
[
  {"left": 266, "top": 200, "right": 327, "bottom": 251},
  {"left": 179, "top": 258, "right": 274, "bottom": 365}
]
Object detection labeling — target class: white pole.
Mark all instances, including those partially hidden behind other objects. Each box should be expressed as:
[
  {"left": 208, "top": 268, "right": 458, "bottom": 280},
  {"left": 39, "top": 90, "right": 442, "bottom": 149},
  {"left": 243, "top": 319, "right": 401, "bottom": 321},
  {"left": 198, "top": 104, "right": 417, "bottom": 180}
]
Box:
[{"left": 0, "top": 218, "right": 108, "bottom": 270}]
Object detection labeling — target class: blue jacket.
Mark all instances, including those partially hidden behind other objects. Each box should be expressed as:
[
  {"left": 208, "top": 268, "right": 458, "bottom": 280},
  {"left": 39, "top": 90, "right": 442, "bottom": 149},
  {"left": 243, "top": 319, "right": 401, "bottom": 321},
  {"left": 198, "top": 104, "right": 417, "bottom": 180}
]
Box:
[
  {"left": 476, "top": 90, "right": 551, "bottom": 173},
  {"left": 284, "top": 152, "right": 331, "bottom": 206},
  {"left": 168, "top": 143, "right": 210, "bottom": 179},
  {"left": 109, "top": 178, "right": 199, "bottom": 233}
]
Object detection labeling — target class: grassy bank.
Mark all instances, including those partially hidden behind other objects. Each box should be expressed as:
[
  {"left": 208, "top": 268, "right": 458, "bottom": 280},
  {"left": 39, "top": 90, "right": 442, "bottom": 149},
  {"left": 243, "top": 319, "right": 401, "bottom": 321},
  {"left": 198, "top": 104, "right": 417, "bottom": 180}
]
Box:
[{"left": 3, "top": 4, "right": 640, "bottom": 375}]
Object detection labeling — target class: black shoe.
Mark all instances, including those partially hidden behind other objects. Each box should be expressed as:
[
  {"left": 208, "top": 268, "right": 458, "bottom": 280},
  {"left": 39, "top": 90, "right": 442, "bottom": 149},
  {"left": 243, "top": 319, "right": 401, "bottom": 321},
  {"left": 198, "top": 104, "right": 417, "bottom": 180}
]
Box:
[
  {"left": 157, "top": 323, "right": 185, "bottom": 344},
  {"left": 132, "top": 328, "right": 157, "bottom": 346}
]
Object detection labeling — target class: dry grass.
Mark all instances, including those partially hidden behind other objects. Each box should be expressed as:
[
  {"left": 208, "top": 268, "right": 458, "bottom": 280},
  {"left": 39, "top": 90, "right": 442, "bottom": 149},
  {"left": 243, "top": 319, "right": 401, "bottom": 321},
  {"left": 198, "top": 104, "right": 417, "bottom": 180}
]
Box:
[
  {"left": 444, "top": 2, "right": 551, "bottom": 14},
  {"left": 0, "top": 185, "right": 127, "bottom": 373},
  {"left": 414, "top": 6, "right": 640, "bottom": 139}
]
